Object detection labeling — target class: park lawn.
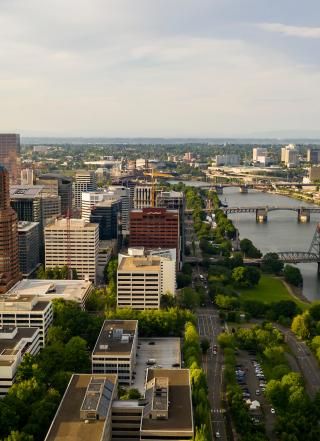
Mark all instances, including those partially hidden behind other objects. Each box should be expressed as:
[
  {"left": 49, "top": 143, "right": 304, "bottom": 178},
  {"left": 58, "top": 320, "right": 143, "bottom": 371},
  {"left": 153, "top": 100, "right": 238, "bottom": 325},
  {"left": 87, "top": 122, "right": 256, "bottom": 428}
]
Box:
[{"left": 238, "top": 275, "right": 309, "bottom": 311}]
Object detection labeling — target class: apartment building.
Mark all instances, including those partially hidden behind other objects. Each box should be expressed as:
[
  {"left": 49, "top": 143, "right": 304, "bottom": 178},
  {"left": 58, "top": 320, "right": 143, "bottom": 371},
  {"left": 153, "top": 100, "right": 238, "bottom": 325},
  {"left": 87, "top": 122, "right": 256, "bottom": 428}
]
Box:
[
  {"left": 117, "top": 249, "right": 176, "bottom": 310},
  {"left": 129, "top": 208, "right": 180, "bottom": 268},
  {"left": 0, "top": 326, "right": 40, "bottom": 396},
  {"left": 18, "top": 221, "right": 40, "bottom": 276},
  {"left": 7, "top": 278, "right": 93, "bottom": 309},
  {"left": 44, "top": 374, "right": 118, "bottom": 441},
  {"left": 0, "top": 295, "right": 53, "bottom": 346},
  {"left": 92, "top": 320, "right": 138, "bottom": 385},
  {"left": 74, "top": 170, "right": 97, "bottom": 209},
  {"left": 45, "top": 218, "right": 99, "bottom": 283}
]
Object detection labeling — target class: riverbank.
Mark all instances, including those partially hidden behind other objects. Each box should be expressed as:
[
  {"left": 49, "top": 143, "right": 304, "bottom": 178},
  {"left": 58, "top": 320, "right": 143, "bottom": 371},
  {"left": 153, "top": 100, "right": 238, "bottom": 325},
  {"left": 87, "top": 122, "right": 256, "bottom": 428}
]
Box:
[{"left": 238, "top": 275, "right": 309, "bottom": 311}]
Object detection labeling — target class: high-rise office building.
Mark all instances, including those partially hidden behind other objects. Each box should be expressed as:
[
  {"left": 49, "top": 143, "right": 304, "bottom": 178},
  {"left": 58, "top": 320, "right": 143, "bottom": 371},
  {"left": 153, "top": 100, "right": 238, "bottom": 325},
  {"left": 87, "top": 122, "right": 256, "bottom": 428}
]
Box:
[
  {"left": 108, "top": 186, "right": 130, "bottom": 234},
  {"left": 37, "top": 174, "right": 72, "bottom": 216},
  {"left": 156, "top": 190, "right": 185, "bottom": 260},
  {"left": 307, "top": 148, "right": 320, "bottom": 164},
  {"left": 0, "top": 134, "right": 21, "bottom": 184},
  {"left": 10, "top": 185, "right": 61, "bottom": 261},
  {"left": 117, "top": 248, "right": 176, "bottom": 310},
  {"left": 44, "top": 218, "right": 99, "bottom": 283},
  {"left": 90, "top": 199, "right": 122, "bottom": 241},
  {"left": 133, "top": 185, "right": 152, "bottom": 209},
  {"left": 281, "top": 144, "right": 299, "bottom": 167},
  {"left": 74, "top": 170, "right": 97, "bottom": 209},
  {"left": 17, "top": 221, "right": 40, "bottom": 276},
  {"left": 21, "top": 168, "right": 34, "bottom": 185},
  {"left": 129, "top": 208, "right": 180, "bottom": 267},
  {"left": 0, "top": 166, "right": 21, "bottom": 293}
]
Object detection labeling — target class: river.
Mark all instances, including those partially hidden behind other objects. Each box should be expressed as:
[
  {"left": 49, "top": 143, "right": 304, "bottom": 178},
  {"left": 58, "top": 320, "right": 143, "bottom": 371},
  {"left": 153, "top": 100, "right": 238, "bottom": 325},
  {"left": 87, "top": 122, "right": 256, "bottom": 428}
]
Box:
[{"left": 170, "top": 180, "right": 320, "bottom": 301}]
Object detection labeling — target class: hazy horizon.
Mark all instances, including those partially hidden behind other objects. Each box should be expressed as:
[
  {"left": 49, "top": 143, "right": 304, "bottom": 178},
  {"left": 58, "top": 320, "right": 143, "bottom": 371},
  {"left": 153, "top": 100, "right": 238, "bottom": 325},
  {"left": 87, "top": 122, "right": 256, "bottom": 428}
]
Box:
[{"left": 1, "top": 1, "right": 320, "bottom": 137}]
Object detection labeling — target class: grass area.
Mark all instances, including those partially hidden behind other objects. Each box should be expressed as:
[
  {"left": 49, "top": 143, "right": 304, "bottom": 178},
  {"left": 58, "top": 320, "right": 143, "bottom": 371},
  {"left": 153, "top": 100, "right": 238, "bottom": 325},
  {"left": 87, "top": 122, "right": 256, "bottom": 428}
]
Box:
[{"left": 238, "top": 275, "right": 309, "bottom": 311}]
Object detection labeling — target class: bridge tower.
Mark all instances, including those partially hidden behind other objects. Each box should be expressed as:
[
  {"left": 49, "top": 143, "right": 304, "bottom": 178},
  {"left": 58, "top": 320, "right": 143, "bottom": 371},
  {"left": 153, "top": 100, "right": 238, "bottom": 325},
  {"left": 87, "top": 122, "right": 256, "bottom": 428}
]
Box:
[{"left": 308, "top": 223, "right": 320, "bottom": 274}]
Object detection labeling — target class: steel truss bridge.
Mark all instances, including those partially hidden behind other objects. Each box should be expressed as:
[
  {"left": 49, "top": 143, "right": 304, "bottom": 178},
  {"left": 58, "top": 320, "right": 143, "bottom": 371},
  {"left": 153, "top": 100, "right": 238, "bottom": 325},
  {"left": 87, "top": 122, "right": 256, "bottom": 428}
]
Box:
[{"left": 273, "top": 224, "right": 320, "bottom": 267}]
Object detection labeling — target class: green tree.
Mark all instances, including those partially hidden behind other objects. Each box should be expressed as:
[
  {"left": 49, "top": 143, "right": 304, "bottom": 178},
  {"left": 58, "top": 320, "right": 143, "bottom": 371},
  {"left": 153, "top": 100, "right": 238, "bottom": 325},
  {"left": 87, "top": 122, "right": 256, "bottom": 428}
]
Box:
[
  {"left": 283, "top": 265, "right": 303, "bottom": 287},
  {"left": 240, "top": 238, "right": 262, "bottom": 258},
  {"left": 291, "top": 312, "right": 313, "bottom": 340},
  {"left": 200, "top": 338, "right": 210, "bottom": 354},
  {"left": 64, "top": 336, "right": 90, "bottom": 372},
  {"left": 232, "top": 266, "right": 260, "bottom": 288},
  {"left": 261, "top": 253, "right": 284, "bottom": 274}
]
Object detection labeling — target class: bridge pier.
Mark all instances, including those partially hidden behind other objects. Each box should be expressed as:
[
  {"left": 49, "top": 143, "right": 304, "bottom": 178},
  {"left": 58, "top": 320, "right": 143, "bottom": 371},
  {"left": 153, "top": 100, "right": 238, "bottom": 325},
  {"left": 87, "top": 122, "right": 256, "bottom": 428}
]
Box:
[
  {"left": 298, "top": 209, "right": 311, "bottom": 223},
  {"left": 239, "top": 185, "right": 248, "bottom": 194},
  {"left": 215, "top": 186, "right": 223, "bottom": 195},
  {"left": 256, "top": 209, "right": 268, "bottom": 223}
]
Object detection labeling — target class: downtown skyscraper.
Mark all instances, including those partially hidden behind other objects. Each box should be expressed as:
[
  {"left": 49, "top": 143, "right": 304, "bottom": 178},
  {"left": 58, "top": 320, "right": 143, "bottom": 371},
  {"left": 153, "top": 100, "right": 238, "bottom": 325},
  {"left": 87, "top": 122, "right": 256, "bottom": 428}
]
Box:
[
  {"left": 0, "top": 134, "right": 21, "bottom": 184},
  {"left": 0, "top": 165, "right": 20, "bottom": 293}
]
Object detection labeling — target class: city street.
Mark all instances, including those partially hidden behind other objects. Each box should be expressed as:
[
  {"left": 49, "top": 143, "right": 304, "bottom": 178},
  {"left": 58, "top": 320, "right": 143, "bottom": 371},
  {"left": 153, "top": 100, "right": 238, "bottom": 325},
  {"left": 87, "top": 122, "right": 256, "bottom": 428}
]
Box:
[
  {"left": 278, "top": 325, "right": 320, "bottom": 398},
  {"left": 197, "top": 309, "right": 227, "bottom": 441}
]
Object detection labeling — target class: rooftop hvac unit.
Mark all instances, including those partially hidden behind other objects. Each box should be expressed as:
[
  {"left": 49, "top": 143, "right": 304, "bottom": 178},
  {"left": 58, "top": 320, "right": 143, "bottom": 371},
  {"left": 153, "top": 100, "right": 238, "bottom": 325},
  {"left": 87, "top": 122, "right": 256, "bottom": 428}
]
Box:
[{"left": 113, "top": 328, "right": 123, "bottom": 339}]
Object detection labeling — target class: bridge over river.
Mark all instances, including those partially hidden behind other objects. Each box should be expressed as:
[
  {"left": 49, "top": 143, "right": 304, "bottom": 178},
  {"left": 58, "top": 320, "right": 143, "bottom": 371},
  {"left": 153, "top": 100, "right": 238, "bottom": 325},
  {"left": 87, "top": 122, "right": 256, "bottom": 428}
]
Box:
[{"left": 222, "top": 205, "right": 320, "bottom": 222}]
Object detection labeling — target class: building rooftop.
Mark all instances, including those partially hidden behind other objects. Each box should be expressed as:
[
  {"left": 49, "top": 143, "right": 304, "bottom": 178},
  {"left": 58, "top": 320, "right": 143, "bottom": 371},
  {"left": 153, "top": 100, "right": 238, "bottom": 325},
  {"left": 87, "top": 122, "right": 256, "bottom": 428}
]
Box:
[
  {"left": 45, "top": 218, "right": 98, "bottom": 230},
  {"left": 92, "top": 320, "right": 138, "bottom": 356},
  {"left": 10, "top": 185, "right": 45, "bottom": 199},
  {"left": 118, "top": 256, "right": 161, "bottom": 272},
  {"left": 45, "top": 374, "right": 117, "bottom": 441},
  {"left": 7, "top": 279, "right": 92, "bottom": 303},
  {"left": 18, "top": 221, "right": 39, "bottom": 232},
  {"left": 132, "top": 338, "right": 181, "bottom": 392},
  {"left": 0, "top": 327, "right": 39, "bottom": 366},
  {"left": 0, "top": 294, "right": 50, "bottom": 312},
  {"left": 141, "top": 369, "right": 193, "bottom": 435}
]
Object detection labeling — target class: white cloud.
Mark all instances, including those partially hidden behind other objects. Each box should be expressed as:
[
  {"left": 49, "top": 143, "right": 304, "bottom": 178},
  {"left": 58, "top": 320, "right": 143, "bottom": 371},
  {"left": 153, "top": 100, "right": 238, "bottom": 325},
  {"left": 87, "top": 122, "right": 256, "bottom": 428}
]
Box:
[{"left": 257, "top": 22, "right": 320, "bottom": 39}]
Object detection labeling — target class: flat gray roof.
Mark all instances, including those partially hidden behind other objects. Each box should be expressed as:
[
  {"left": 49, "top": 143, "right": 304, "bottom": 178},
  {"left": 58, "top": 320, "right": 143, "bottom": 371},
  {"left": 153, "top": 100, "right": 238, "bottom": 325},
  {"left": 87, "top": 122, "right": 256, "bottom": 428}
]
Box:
[
  {"left": 92, "top": 320, "right": 138, "bottom": 356},
  {"left": 0, "top": 327, "right": 38, "bottom": 366},
  {"left": 141, "top": 369, "right": 193, "bottom": 434},
  {"left": 132, "top": 338, "right": 181, "bottom": 393}
]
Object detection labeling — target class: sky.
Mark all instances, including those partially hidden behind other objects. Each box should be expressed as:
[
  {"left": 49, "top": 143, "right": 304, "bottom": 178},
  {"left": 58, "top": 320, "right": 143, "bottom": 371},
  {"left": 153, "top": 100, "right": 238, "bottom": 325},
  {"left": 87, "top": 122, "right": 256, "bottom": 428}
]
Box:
[{"left": 1, "top": 0, "right": 320, "bottom": 138}]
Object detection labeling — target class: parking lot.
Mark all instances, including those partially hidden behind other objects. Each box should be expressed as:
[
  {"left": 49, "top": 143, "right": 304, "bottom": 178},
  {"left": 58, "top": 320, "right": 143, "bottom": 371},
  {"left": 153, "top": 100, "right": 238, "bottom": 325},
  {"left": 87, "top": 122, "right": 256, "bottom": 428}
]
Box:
[
  {"left": 236, "top": 350, "right": 277, "bottom": 441},
  {"left": 132, "top": 337, "right": 181, "bottom": 392}
]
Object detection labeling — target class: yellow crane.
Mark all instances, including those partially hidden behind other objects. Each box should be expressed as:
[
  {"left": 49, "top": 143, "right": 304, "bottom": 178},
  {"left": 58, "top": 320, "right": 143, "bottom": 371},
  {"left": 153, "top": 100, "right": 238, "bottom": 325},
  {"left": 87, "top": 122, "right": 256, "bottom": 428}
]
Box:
[{"left": 143, "top": 169, "right": 174, "bottom": 207}]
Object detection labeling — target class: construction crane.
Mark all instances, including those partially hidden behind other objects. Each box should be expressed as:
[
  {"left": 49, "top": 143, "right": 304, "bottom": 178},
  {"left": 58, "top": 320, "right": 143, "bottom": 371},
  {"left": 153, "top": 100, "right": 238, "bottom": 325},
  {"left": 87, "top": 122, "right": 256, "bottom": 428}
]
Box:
[{"left": 143, "top": 169, "right": 174, "bottom": 207}]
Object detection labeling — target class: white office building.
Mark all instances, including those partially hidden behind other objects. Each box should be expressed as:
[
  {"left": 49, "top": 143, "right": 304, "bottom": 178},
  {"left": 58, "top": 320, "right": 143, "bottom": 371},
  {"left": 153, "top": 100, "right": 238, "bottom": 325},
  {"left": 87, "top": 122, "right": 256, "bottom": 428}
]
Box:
[
  {"left": 0, "top": 326, "right": 41, "bottom": 396},
  {"left": 92, "top": 320, "right": 138, "bottom": 385},
  {"left": 0, "top": 295, "right": 53, "bottom": 346},
  {"left": 215, "top": 154, "right": 240, "bottom": 167},
  {"left": 117, "top": 248, "right": 176, "bottom": 310},
  {"left": 45, "top": 218, "right": 99, "bottom": 283},
  {"left": 74, "top": 170, "right": 97, "bottom": 209},
  {"left": 7, "top": 279, "right": 93, "bottom": 309}
]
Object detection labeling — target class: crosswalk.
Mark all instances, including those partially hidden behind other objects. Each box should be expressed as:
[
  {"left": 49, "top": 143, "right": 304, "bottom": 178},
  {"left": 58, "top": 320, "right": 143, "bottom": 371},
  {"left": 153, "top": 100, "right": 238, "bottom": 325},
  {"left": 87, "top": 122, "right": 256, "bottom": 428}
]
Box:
[{"left": 212, "top": 408, "right": 224, "bottom": 413}]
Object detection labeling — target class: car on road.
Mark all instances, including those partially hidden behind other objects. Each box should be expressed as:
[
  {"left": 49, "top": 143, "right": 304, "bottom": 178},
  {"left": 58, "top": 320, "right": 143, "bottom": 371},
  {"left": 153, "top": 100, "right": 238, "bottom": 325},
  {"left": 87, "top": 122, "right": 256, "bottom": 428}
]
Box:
[
  {"left": 271, "top": 408, "right": 276, "bottom": 414},
  {"left": 213, "top": 350, "right": 217, "bottom": 355},
  {"left": 215, "top": 431, "right": 221, "bottom": 438},
  {"left": 255, "top": 389, "right": 260, "bottom": 395}
]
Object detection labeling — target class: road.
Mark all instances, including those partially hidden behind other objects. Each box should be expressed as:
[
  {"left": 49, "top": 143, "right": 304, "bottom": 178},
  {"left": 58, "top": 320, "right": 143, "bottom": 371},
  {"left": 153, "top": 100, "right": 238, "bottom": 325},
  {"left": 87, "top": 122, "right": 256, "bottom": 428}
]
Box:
[
  {"left": 278, "top": 326, "right": 320, "bottom": 398},
  {"left": 197, "top": 309, "right": 227, "bottom": 441}
]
